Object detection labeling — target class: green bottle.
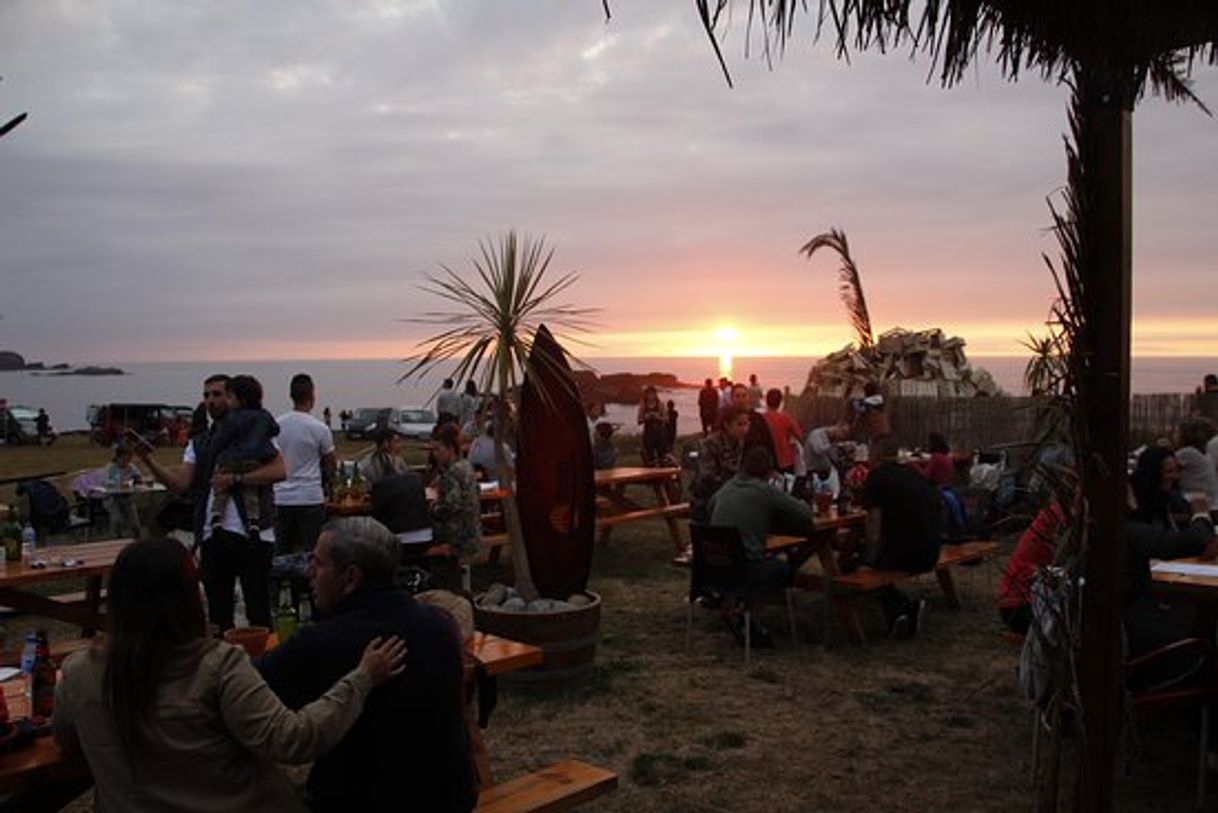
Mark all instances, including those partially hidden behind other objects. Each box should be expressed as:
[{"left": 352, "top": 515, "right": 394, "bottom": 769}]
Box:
[
  {"left": 273, "top": 584, "right": 298, "bottom": 642},
  {"left": 1, "top": 509, "right": 21, "bottom": 563}
]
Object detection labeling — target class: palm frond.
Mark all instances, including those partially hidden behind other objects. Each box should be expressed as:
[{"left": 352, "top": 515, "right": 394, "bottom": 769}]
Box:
[{"left": 799, "top": 228, "right": 875, "bottom": 350}]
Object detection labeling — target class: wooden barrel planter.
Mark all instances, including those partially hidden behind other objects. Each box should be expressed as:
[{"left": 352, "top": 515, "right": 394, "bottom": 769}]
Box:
[{"left": 473, "top": 591, "right": 601, "bottom": 689}]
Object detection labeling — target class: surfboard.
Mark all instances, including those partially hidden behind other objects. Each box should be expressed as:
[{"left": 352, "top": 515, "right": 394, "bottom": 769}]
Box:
[{"left": 516, "top": 325, "right": 597, "bottom": 599}]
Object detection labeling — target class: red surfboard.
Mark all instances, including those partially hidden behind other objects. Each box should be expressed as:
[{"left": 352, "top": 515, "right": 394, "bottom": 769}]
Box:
[{"left": 516, "top": 325, "right": 597, "bottom": 599}]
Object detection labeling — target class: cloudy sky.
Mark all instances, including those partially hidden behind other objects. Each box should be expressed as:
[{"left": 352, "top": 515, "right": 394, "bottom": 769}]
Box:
[{"left": 2, "top": 1, "right": 1216, "bottom": 364}]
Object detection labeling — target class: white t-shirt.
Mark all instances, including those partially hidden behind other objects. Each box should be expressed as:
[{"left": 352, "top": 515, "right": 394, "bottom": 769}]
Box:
[
  {"left": 184, "top": 439, "right": 277, "bottom": 542},
  {"left": 273, "top": 410, "right": 335, "bottom": 506}
]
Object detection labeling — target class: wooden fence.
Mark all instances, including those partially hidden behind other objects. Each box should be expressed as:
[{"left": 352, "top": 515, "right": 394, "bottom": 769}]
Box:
[{"left": 787, "top": 391, "right": 1218, "bottom": 452}]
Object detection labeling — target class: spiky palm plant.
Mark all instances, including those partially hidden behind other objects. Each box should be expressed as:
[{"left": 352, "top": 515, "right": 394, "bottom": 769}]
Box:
[
  {"left": 400, "top": 231, "right": 595, "bottom": 602},
  {"left": 800, "top": 228, "right": 876, "bottom": 352}
]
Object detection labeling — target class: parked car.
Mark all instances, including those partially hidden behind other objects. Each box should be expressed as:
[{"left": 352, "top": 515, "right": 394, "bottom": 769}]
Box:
[
  {"left": 1, "top": 405, "right": 38, "bottom": 444},
  {"left": 87, "top": 402, "right": 193, "bottom": 447},
  {"left": 345, "top": 407, "right": 392, "bottom": 440},
  {"left": 392, "top": 407, "right": 437, "bottom": 440}
]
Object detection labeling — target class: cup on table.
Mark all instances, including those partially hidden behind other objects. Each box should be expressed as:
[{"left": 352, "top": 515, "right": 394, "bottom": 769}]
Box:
[
  {"left": 814, "top": 491, "right": 834, "bottom": 515},
  {"left": 223, "top": 626, "right": 271, "bottom": 658}
]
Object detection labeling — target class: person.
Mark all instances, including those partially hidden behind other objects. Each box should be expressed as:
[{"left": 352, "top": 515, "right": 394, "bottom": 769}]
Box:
[
  {"left": 322, "top": 406, "right": 333, "bottom": 429},
  {"left": 747, "top": 374, "right": 763, "bottom": 410},
  {"left": 717, "top": 377, "right": 733, "bottom": 410},
  {"left": 104, "top": 442, "right": 145, "bottom": 537},
  {"left": 1130, "top": 444, "right": 1189, "bottom": 528},
  {"left": 35, "top": 407, "right": 55, "bottom": 446},
  {"left": 996, "top": 500, "right": 1066, "bottom": 634},
  {"left": 431, "top": 422, "right": 482, "bottom": 567},
  {"left": 53, "top": 537, "right": 407, "bottom": 813},
  {"left": 698, "top": 378, "right": 719, "bottom": 436},
  {"left": 360, "top": 425, "right": 408, "bottom": 486},
  {"left": 258, "top": 518, "right": 477, "bottom": 812},
  {"left": 638, "top": 386, "right": 670, "bottom": 465},
  {"left": 913, "top": 432, "right": 955, "bottom": 488},
  {"left": 691, "top": 405, "right": 751, "bottom": 522},
  {"left": 459, "top": 381, "right": 480, "bottom": 436},
  {"left": 852, "top": 382, "right": 890, "bottom": 454},
  {"left": 760, "top": 388, "right": 803, "bottom": 474},
  {"left": 468, "top": 421, "right": 512, "bottom": 477},
  {"left": 1197, "top": 373, "right": 1218, "bottom": 395},
  {"left": 436, "top": 378, "right": 461, "bottom": 423},
  {"left": 1174, "top": 416, "right": 1218, "bottom": 507},
  {"left": 592, "top": 421, "right": 618, "bottom": 470},
  {"left": 274, "top": 373, "right": 337, "bottom": 556},
  {"left": 135, "top": 373, "right": 286, "bottom": 631},
  {"left": 709, "top": 446, "right": 814, "bottom": 590},
  {"left": 858, "top": 435, "right": 942, "bottom": 638},
  {"left": 804, "top": 421, "right": 851, "bottom": 475},
  {"left": 209, "top": 375, "right": 280, "bottom": 538},
  {"left": 725, "top": 382, "right": 777, "bottom": 463},
  {"left": 188, "top": 401, "right": 209, "bottom": 437}
]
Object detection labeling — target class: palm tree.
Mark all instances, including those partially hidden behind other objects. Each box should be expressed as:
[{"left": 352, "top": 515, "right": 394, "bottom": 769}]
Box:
[
  {"left": 800, "top": 228, "right": 875, "bottom": 352},
  {"left": 400, "top": 231, "right": 595, "bottom": 602}
]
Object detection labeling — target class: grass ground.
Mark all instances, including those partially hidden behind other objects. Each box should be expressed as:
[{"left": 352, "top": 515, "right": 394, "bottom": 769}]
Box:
[{"left": 1, "top": 437, "right": 1207, "bottom": 810}]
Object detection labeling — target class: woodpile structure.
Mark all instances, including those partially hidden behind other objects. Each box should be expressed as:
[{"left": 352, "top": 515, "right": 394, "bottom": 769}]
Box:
[{"left": 804, "top": 328, "right": 1001, "bottom": 399}]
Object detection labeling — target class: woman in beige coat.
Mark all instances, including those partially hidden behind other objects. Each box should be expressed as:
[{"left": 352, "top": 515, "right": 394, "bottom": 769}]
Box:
[{"left": 53, "top": 537, "right": 406, "bottom": 812}]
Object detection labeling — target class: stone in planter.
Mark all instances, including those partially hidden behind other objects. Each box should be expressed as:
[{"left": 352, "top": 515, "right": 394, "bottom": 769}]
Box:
[{"left": 474, "top": 590, "right": 602, "bottom": 689}]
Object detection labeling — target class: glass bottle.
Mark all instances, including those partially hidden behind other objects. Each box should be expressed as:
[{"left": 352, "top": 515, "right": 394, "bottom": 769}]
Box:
[{"left": 273, "top": 584, "right": 298, "bottom": 643}]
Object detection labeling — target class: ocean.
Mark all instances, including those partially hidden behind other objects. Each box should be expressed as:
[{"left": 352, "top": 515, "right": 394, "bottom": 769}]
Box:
[{"left": 3, "top": 356, "right": 1217, "bottom": 437}]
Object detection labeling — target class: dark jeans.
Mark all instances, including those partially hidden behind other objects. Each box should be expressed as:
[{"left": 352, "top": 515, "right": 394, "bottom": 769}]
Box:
[
  {"left": 200, "top": 528, "right": 274, "bottom": 630},
  {"left": 274, "top": 503, "right": 327, "bottom": 556},
  {"left": 744, "top": 557, "right": 790, "bottom": 602}
]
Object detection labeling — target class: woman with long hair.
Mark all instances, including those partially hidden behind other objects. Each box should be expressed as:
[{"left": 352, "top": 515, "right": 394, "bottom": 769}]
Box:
[
  {"left": 637, "top": 385, "right": 669, "bottom": 465},
  {"left": 53, "top": 537, "right": 406, "bottom": 812}
]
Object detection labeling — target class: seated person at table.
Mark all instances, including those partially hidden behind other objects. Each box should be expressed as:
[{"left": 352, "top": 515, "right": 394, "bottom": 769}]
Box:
[
  {"left": 913, "top": 432, "right": 954, "bottom": 488},
  {"left": 996, "top": 499, "right": 1066, "bottom": 635},
  {"left": 709, "top": 447, "right": 814, "bottom": 641},
  {"left": 1126, "top": 447, "right": 1218, "bottom": 688},
  {"left": 360, "top": 424, "right": 408, "bottom": 486},
  {"left": 691, "top": 405, "right": 751, "bottom": 523},
  {"left": 725, "top": 382, "right": 777, "bottom": 462},
  {"left": 53, "top": 537, "right": 405, "bottom": 813},
  {"left": 1174, "top": 416, "right": 1218, "bottom": 507},
  {"left": 209, "top": 374, "right": 280, "bottom": 538},
  {"left": 1130, "top": 444, "right": 1190, "bottom": 529},
  {"left": 592, "top": 421, "right": 618, "bottom": 470},
  {"left": 859, "top": 435, "right": 943, "bottom": 639},
  {"left": 467, "top": 421, "right": 513, "bottom": 477},
  {"left": 105, "top": 442, "right": 145, "bottom": 536},
  {"left": 804, "top": 421, "right": 851, "bottom": 475},
  {"left": 259, "top": 518, "right": 477, "bottom": 813}
]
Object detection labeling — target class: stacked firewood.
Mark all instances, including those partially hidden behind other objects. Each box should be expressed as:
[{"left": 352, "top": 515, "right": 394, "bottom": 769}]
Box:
[{"left": 804, "top": 327, "right": 1001, "bottom": 399}]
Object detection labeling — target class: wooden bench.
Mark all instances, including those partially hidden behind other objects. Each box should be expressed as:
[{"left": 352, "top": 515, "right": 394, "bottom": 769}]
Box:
[
  {"left": 475, "top": 760, "right": 617, "bottom": 813},
  {"left": 795, "top": 540, "right": 1001, "bottom": 643},
  {"left": 594, "top": 502, "right": 689, "bottom": 529}
]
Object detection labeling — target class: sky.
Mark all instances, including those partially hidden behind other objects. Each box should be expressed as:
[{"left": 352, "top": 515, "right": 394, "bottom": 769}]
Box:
[{"left": 1, "top": 1, "right": 1216, "bottom": 365}]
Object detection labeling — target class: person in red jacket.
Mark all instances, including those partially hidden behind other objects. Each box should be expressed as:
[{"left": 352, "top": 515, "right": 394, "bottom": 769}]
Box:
[
  {"left": 760, "top": 389, "right": 803, "bottom": 474},
  {"left": 996, "top": 500, "right": 1065, "bottom": 634}
]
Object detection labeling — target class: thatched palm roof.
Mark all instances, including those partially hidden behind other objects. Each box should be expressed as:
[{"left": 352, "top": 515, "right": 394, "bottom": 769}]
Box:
[{"left": 695, "top": 1, "right": 1218, "bottom": 102}]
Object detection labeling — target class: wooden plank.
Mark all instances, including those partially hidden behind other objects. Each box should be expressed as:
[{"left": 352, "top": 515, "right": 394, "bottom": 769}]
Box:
[
  {"left": 475, "top": 760, "right": 618, "bottom": 813},
  {"left": 467, "top": 632, "right": 543, "bottom": 676},
  {"left": 595, "top": 503, "right": 689, "bottom": 529}
]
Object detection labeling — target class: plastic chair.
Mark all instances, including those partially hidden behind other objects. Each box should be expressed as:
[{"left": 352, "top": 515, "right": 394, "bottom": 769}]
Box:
[
  {"left": 686, "top": 523, "right": 797, "bottom": 664},
  {"left": 1125, "top": 637, "right": 1218, "bottom": 809}
]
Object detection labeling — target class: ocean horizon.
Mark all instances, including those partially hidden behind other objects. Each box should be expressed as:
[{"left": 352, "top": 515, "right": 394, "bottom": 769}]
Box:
[{"left": 4, "top": 355, "right": 1218, "bottom": 436}]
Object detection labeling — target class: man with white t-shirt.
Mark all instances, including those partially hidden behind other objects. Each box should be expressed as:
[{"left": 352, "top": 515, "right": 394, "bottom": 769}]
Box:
[
  {"left": 135, "top": 373, "right": 286, "bottom": 630},
  {"left": 274, "top": 373, "right": 336, "bottom": 556}
]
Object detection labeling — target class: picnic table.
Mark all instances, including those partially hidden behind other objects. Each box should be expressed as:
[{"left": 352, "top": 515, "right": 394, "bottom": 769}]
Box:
[
  {"left": 594, "top": 466, "right": 688, "bottom": 554},
  {"left": 0, "top": 538, "right": 131, "bottom": 636},
  {"left": 1151, "top": 557, "right": 1218, "bottom": 600}
]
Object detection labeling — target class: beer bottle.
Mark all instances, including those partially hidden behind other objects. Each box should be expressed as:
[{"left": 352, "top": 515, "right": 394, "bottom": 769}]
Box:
[
  {"left": 273, "top": 584, "right": 298, "bottom": 642},
  {"left": 28, "top": 630, "right": 56, "bottom": 719},
  {"left": 1, "top": 508, "right": 21, "bottom": 563}
]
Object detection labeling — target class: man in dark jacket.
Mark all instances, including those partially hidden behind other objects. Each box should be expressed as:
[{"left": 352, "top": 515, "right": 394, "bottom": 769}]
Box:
[{"left": 259, "top": 517, "right": 476, "bottom": 812}]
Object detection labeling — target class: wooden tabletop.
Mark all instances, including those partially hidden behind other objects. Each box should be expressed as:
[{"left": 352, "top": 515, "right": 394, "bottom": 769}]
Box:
[
  {"left": 467, "top": 632, "right": 543, "bottom": 676},
  {"left": 86, "top": 483, "right": 167, "bottom": 497},
  {"left": 594, "top": 467, "right": 680, "bottom": 486},
  {"left": 0, "top": 538, "right": 132, "bottom": 588},
  {"left": 1151, "top": 556, "right": 1218, "bottom": 598},
  {"left": 766, "top": 510, "right": 867, "bottom": 552}
]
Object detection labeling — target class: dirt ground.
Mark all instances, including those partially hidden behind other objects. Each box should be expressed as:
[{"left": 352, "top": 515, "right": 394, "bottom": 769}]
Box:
[{"left": 1, "top": 437, "right": 1209, "bottom": 811}]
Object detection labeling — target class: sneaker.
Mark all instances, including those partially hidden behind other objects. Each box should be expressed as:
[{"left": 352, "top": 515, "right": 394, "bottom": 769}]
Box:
[
  {"left": 910, "top": 599, "right": 928, "bottom": 637},
  {"left": 889, "top": 614, "right": 911, "bottom": 640}
]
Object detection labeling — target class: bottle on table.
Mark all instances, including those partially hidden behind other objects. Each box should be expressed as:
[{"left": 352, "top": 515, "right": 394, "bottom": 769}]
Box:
[
  {"left": 20, "top": 521, "right": 36, "bottom": 560},
  {"left": 1, "top": 508, "right": 22, "bottom": 563},
  {"left": 19, "top": 631, "right": 38, "bottom": 674},
  {"left": 28, "top": 630, "right": 56, "bottom": 719},
  {"left": 273, "top": 584, "right": 298, "bottom": 643}
]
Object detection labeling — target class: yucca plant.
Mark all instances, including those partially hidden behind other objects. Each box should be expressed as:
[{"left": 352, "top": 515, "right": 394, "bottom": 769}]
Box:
[
  {"left": 400, "top": 231, "right": 595, "bottom": 602},
  {"left": 800, "top": 228, "right": 875, "bottom": 352}
]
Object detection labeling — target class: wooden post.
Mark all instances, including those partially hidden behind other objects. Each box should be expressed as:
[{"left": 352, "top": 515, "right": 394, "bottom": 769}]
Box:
[{"left": 1075, "top": 67, "right": 1133, "bottom": 813}]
